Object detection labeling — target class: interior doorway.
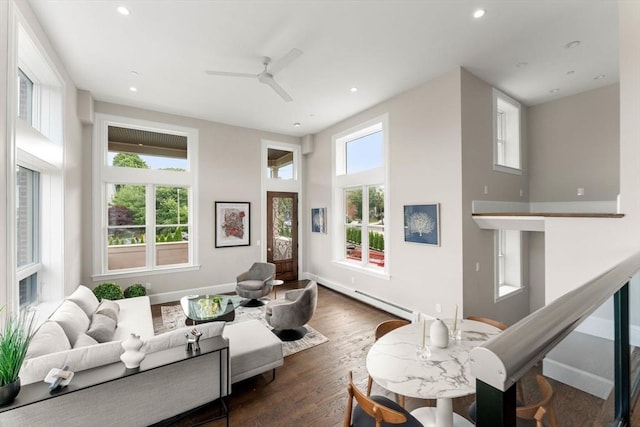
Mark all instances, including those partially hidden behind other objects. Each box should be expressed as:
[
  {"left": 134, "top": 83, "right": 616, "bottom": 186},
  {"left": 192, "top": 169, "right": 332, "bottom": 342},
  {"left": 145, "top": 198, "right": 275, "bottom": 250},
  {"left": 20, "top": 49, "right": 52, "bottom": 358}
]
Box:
[{"left": 266, "top": 192, "right": 298, "bottom": 281}]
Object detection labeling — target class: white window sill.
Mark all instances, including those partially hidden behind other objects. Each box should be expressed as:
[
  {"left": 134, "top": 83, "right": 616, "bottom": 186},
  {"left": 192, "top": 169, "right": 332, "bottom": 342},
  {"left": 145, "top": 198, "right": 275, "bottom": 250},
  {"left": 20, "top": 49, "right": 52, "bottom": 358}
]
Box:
[
  {"left": 92, "top": 264, "right": 201, "bottom": 282},
  {"left": 493, "top": 164, "right": 522, "bottom": 175},
  {"left": 495, "top": 285, "right": 524, "bottom": 302}
]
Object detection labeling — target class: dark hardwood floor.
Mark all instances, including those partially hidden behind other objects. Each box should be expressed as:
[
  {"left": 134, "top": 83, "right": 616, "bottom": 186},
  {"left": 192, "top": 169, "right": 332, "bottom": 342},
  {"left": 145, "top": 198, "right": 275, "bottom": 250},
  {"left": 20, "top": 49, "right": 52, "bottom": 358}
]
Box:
[{"left": 151, "top": 281, "right": 640, "bottom": 427}]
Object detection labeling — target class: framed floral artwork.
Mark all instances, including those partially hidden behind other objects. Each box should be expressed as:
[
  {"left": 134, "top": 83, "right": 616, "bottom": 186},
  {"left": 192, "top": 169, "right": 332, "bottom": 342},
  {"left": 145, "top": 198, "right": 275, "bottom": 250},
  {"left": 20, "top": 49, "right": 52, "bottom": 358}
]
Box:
[
  {"left": 404, "top": 203, "right": 440, "bottom": 246},
  {"left": 215, "top": 202, "right": 250, "bottom": 247}
]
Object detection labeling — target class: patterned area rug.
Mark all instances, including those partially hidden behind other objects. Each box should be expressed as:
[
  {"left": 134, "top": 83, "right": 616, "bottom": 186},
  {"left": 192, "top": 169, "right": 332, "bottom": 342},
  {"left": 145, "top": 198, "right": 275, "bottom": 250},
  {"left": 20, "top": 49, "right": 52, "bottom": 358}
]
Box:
[{"left": 157, "top": 302, "right": 328, "bottom": 357}]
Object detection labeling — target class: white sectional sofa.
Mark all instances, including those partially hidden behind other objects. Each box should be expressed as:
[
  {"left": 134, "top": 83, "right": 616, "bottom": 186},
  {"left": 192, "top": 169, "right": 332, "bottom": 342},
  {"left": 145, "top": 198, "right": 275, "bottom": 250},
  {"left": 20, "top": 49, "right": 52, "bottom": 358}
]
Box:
[{"left": 20, "top": 285, "right": 284, "bottom": 387}]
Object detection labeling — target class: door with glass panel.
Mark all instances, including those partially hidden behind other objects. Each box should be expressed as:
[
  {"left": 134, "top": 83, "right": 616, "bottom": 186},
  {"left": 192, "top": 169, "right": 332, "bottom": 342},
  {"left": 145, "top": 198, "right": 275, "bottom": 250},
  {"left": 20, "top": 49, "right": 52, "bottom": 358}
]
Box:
[{"left": 266, "top": 192, "right": 298, "bottom": 281}]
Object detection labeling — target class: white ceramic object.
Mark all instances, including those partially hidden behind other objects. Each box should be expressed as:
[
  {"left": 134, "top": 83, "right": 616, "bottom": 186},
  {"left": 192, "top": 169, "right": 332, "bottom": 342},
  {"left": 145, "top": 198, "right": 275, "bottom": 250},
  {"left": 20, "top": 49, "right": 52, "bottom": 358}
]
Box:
[
  {"left": 430, "top": 318, "right": 449, "bottom": 348},
  {"left": 120, "top": 333, "right": 145, "bottom": 368}
]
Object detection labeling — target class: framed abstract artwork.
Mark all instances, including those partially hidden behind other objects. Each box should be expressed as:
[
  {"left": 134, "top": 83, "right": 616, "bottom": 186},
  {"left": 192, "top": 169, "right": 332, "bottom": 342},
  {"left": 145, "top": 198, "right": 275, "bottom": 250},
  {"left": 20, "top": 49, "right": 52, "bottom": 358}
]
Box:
[
  {"left": 404, "top": 203, "right": 440, "bottom": 246},
  {"left": 311, "top": 208, "right": 327, "bottom": 233},
  {"left": 215, "top": 202, "right": 250, "bottom": 247}
]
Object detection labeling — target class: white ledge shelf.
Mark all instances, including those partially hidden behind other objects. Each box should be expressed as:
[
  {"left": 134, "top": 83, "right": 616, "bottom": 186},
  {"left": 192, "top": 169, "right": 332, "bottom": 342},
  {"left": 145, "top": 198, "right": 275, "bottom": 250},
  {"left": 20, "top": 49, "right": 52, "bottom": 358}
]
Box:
[{"left": 472, "top": 212, "right": 625, "bottom": 232}]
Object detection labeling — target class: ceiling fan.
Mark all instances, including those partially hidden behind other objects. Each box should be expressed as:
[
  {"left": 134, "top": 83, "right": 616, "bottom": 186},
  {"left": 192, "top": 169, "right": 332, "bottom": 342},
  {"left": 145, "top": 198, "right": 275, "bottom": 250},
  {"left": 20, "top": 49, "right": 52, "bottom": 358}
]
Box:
[{"left": 205, "top": 48, "right": 303, "bottom": 102}]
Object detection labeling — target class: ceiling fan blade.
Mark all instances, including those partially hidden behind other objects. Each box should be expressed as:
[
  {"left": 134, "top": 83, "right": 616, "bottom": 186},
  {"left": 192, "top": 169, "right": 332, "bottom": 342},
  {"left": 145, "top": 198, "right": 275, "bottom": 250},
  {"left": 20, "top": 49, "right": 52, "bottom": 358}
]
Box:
[
  {"left": 205, "top": 70, "right": 256, "bottom": 78},
  {"left": 268, "top": 48, "right": 303, "bottom": 75},
  {"left": 264, "top": 77, "right": 293, "bottom": 102}
]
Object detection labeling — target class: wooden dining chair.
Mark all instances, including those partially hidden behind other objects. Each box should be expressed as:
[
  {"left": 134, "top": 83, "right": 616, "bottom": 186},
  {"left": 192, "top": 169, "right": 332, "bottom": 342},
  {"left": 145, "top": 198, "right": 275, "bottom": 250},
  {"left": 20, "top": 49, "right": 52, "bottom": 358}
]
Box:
[
  {"left": 367, "top": 319, "right": 410, "bottom": 407},
  {"left": 344, "top": 371, "right": 423, "bottom": 427},
  {"left": 516, "top": 374, "right": 558, "bottom": 427},
  {"left": 465, "top": 315, "right": 509, "bottom": 331}
]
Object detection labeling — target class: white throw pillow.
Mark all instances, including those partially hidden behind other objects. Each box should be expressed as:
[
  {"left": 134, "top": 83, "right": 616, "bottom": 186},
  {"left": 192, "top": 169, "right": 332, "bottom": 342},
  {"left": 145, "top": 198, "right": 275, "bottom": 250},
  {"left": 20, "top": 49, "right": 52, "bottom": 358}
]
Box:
[
  {"left": 26, "top": 321, "right": 71, "bottom": 359},
  {"left": 67, "top": 285, "right": 100, "bottom": 317},
  {"left": 74, "top": 333, "right": 99, "bottom": 348},
  {"left": 50, "top": 300, "right": 91, "bottom": 346}
]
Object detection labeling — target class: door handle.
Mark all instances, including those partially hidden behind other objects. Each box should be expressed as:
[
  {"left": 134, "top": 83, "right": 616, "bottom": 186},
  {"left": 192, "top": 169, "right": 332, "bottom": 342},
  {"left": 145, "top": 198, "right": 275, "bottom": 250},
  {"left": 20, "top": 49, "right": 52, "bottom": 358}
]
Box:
[{"left": 267, "top": 248, "right": 272, "bottom": 252}]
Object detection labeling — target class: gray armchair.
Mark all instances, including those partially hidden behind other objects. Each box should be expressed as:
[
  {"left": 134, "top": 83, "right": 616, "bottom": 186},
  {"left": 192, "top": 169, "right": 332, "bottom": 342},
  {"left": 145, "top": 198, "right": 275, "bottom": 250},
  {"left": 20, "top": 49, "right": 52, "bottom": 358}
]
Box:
[
  {"left": 236, "top": 262, "right": 276, "bottom": 306},
  {"left": 265, "top": 281, "right": 318, "bottom": 341}
]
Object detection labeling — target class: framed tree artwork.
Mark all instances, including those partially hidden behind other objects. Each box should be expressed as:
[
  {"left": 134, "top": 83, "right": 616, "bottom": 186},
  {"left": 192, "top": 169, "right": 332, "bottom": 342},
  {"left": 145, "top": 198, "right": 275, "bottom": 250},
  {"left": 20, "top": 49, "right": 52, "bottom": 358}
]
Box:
[
  {"left": 215, "top": 202, "right": 250, "bottom": 247},
  {"left": 311, "top": 208, "right": 326, "bottom": 233},
  {"left": 404, "top": 203, "right": 440, "bottom": 246}
]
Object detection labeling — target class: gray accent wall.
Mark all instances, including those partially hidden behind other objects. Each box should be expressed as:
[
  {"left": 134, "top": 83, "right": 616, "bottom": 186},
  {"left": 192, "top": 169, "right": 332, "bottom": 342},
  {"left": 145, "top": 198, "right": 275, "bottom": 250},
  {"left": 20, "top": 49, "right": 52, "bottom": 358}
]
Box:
[
  {"left": 460, "top": 69, "right": 530, "bottom": 325},
  {"left": 528, "top": 83, "right": 620, "bottom": 203}
]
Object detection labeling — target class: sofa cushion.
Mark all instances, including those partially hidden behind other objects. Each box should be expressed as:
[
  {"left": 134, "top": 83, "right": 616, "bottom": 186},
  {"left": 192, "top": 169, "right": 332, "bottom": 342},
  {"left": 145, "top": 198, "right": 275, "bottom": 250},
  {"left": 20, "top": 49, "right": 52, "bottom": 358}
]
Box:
[
  {"left": 95, "top": 300, "right": 120, "bottom": 323},
  {"left": 86, "top": 313, "right": 117, "bottom": 343},
  {"left": 26, "top": 321, "right": 71, "bottom": 359},
  {"left": 224, "top": 320, "right": 283, "bottom": 383},
  {"left": 74, "top": 333, "right": 99, "bottom": 348},
  {"left": 50, "top": 300, "right": 91, "bottom": 346},
  {"left": 67, "top": 285, "right": 100, "bottom": 317}
]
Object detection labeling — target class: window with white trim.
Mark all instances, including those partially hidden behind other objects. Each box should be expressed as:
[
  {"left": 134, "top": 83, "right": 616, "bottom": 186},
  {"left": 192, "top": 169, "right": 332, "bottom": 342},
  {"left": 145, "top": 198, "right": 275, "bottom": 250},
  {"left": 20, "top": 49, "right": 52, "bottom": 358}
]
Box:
[
  {"left": 495, "top": 229, "right": 522, "bottom": 299},
  {"left": 14, "top": 21, "right": 65, "bottom": 309},
  {"left": 94, "top": 115, "right": 199, "bottom": 277},
  {"left": 493, "top": 89, "right": 521, "bottom": 174},
  {"left": 333, "top": 115, "right": 388, "bottom": 274}
]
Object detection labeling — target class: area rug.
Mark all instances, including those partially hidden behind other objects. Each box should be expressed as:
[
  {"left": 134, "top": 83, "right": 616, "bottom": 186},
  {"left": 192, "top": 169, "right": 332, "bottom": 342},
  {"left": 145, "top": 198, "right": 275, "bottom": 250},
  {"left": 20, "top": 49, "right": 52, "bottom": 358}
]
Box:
[{"left": 157, "top": 303, "right": 328, "bottom": 357}]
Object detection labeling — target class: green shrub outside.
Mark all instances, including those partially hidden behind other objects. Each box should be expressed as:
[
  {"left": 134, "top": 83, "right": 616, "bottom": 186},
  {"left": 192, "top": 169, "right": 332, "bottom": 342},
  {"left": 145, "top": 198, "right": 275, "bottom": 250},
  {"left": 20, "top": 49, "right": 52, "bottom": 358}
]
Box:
[
  {"left": 93, "top": 282, "right": 124, "bottom": 302},
  {"left": 124, "top": 284, "right": 147, "bottom": 298}
]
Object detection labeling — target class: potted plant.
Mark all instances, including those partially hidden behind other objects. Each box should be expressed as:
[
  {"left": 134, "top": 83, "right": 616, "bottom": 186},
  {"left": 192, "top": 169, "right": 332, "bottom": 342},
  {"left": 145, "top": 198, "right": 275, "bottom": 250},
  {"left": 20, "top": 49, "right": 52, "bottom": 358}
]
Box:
[
  {"left": 93, "top": 282, "right": 124, "bottom": 302},
  {"left": 123, "top": 284, "right": 146, "bottom": 298},
  {"left": 0, "top": 308, "right": 36, "bottom": 406}
]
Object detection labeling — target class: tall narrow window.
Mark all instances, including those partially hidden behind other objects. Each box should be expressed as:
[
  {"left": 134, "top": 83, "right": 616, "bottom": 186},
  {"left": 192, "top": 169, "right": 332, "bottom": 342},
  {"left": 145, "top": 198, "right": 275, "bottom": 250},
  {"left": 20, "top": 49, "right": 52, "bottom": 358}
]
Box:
[
  {"left": 16, "top": 166, "right": 40, "bottom": 307},
  {"left": 493, "top": 89, "right": 521, "bottom": 174},
  {"left": 334, "top": 115, "right": 388, "bottom": 274},
  {"left": 495, "top": 229, "right": 522, "bottom": 299}
]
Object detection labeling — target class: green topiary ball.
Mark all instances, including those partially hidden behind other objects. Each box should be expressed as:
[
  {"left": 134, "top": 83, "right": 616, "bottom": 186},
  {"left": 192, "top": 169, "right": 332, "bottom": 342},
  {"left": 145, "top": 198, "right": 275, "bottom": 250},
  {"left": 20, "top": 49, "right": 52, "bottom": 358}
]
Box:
[
  {"left": 124, "top": 284, "right": 147, "bottom": 298},
  {"left": 93, "top": 282, "right": 124, "bottom": 302}
]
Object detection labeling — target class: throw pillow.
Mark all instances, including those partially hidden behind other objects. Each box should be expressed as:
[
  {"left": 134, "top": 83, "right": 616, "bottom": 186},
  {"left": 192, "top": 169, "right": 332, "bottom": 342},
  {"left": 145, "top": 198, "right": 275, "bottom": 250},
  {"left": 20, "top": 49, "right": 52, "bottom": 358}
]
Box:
[
  {"left": 67, "top": 285, "right": 100, "bottom": 317},
  {"left": 86, "top": 313, "right": 117, "bottom": 343},
  {"left": 50, "top": 300, "right": 91, "bottom": 346},
  {"left": 26, "top": 321, "right": 71, "bottom": 359},
  {"left": 95, "top": 299, "right": 120, "bottom": 323},
  {"left": 74, "top": 333, "right": 99, "bottom": 348}
]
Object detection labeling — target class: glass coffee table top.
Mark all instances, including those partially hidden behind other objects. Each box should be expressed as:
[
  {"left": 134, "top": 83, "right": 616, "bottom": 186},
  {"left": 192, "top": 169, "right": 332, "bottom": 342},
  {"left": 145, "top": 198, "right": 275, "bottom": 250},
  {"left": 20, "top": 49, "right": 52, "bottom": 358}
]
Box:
[{"left": 180, "top": 294, "right": 243, "bottom": 323}]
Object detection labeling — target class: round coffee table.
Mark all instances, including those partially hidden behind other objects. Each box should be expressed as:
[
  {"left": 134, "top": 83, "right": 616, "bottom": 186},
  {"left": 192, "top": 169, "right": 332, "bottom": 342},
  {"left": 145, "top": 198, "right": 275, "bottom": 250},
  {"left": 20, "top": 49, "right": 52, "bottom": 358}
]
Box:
[{"left": 269, "top": 279, "right": 285, "bottom": 298}]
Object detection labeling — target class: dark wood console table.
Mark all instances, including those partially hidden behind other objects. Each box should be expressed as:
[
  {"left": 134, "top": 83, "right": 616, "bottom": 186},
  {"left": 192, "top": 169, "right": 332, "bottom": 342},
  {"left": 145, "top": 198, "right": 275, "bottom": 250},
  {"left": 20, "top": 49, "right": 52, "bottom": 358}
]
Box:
[{"left": 0, "top": 336, "right": 230, "bottom": 426}]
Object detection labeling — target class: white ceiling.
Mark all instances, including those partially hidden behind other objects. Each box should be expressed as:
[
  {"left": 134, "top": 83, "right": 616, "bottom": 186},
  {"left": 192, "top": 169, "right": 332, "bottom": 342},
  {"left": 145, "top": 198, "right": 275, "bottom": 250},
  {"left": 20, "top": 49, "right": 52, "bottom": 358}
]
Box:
[{"left": 27, "top": 0, "right": 618, "bottom": 137}]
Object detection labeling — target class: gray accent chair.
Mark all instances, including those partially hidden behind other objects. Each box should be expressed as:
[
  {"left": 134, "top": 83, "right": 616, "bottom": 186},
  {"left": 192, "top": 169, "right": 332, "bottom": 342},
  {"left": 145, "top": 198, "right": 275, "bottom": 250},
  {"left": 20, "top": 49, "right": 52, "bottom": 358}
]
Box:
[
  {"left": 265, "top": 281, "right": 318, "bottom": 341},
  {"left": 235, "top": 262, "right": 276, "bottom": 307}
]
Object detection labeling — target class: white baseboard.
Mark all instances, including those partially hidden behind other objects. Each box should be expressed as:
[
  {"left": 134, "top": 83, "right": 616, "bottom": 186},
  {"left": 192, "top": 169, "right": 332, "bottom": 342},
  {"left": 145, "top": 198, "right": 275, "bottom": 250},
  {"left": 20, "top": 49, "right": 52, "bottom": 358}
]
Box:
[
  {"left": 543, "top": 357, "right": 613, "bottom": 399},
  {"left": 302, "top": 271, "right": 415, "bottom": 321},
  {"left": 576, "top": 316, "right": 640, "bottom": 347},
  {"left": 148, "top": 282, "right": 236, "bottom": 305}
]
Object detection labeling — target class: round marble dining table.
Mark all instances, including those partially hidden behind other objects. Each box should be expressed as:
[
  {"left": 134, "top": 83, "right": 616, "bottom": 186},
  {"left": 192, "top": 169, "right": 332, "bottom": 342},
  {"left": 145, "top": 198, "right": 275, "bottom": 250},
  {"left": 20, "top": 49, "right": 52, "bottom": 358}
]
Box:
[{"left": 366, "top": 319, "right": 501, "bottom": 427}]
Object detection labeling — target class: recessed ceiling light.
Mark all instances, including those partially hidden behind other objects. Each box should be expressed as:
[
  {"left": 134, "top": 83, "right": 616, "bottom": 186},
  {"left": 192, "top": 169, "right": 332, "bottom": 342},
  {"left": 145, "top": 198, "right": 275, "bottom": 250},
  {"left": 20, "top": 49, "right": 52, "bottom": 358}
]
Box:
[
  {"left": 129, "top": 86, "right": 137, "bottom": 92},
  {"left": 594, "top": 74, "right": 606, "bottom": 80},
  {"left": 566, "top": 70, "right": 576, "bottom": 75},
  {"left": 516, "top": 62, "right": 528, "bottom": 69},
  {"left": 473, "top": 9, "right": 486, "bottom": 19},
  {"left": 293, "top": 122, "right": 301, "bottom": 127},
  {"left": 549, "top": 88, "right": 560, "bottom": 94},
  {"left": 350, "top": 87, "right": 358, "bottom": 93},
  {"left": 117, "top": 6, "right": 131, "bottom": 16},
  {"left": 565, "top": 40, "right": 581, "bottom": 49}
]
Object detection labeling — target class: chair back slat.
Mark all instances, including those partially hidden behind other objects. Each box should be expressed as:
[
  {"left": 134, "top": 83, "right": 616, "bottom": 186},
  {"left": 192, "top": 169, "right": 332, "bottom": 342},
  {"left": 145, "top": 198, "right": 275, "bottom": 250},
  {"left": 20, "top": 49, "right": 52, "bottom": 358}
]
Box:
[{"left": 345, "top": 371, "right": 408, "bottom": 426}]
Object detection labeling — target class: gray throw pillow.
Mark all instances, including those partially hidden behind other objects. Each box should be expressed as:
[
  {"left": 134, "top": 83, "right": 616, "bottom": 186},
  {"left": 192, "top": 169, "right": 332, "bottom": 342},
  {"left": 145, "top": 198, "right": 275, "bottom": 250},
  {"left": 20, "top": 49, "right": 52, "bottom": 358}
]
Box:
[
  {"left": 95, "top": 299, "right": 120, "bottom": 323},
  {"left": 86, "top": 313, "right": 117, "bottom": 343}
]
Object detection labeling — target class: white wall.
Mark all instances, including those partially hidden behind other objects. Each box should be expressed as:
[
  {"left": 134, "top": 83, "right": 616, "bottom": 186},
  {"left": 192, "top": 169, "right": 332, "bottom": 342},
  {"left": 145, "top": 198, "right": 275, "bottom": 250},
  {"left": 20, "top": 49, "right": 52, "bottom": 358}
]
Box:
[
  {"left": 84, "top": 102, "right": 300, "bottom": 295},
  {"left": 305, "top": 68, "right": 465, "bottom": 318},
  {"left": 0, "top": 1, "right": 10, "bottom": 310},
  {"left": 544, "top": 1, "right": 640, "bottom": 301}
]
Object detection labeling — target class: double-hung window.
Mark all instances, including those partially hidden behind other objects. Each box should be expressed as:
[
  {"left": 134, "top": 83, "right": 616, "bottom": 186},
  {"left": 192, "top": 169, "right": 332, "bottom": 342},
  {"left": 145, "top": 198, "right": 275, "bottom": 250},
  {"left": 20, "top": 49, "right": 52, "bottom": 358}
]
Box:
[
  {"left": 16, "top": 166, "right": 40, "bottom": 307},
  {"left": 495, "top": 229, "right": 523, "bottom": 300},
  {"left": 333, "top": 115, "right": 389, "bottom": 274},
  {"left": 94, "top": 116, "right": 199, "bottom": 278},
  {"left": 493, "top": 89, "right": 522, "bottom": 174}
]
